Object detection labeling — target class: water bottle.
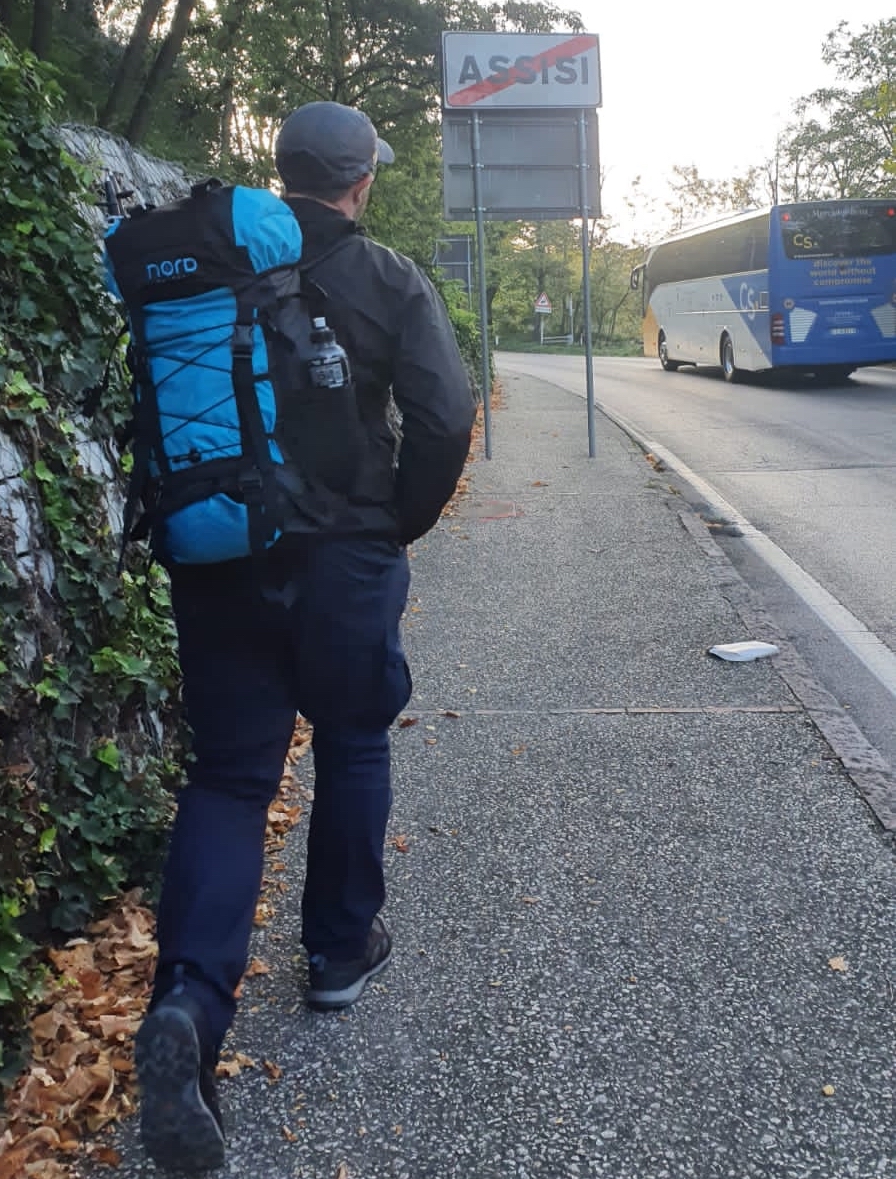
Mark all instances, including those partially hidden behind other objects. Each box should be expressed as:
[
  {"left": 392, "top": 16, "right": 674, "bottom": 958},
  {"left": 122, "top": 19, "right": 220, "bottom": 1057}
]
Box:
[{"left": 307, "top": 316, "right": 351, "bottom": 390}]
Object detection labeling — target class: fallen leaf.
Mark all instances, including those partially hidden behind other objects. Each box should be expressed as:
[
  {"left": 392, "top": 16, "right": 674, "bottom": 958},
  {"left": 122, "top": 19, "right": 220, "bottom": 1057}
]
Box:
[
  {"left": 4, "top": 761, "right": 35, "bottom": 778},
  {"left": 335, "top": 1165, "right": 350, "bottom": 1179},
  {"left": 263, "top": 1060, "right": 282, "bottom": 1081},
  {"left": 216, "top": 1051, "right": 256, "bottom": 1078},
  {"left": 91, "top": 1146, "right": 122, "bottom": 1166},
  {"left": 281, "top": 1126, "right": 297, "bottom": 1142},
  {"left": 398, "top": 716, "right": 418, "bottom": 728},
  {"left": 520, "top": 896, "right": 539, "bottom": 904},
  {"left": 828, "top": 956, "right": 849, "bottom": 972},
  {"left": 19, "top": 1160, "right": 70, "bottom": 1179},
  {"left": 531, "top": 480, "right": 548, "bottom": 487},
  {"left": 442, "top": 710, "right": 460, "bottom": 718},
  {"left": 245, "top": 958, "right": 271, "bottom": 977},
  {"left": 390, "top": 835, "right": 410, "bottom": 853},
  {"left": 821, "top": 1084, "right": 835, "bottom": 1097},
  {"left": 510, "top": 745, "right": 527, "bottom": 756},
  {"left": 98, "top": 1014, "right": 138, "bottom": 1039}
]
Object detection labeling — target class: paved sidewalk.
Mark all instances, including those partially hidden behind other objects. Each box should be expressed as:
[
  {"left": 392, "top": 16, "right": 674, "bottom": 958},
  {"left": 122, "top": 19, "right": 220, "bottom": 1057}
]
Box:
[{"left": 86, "top": 369, "right": 895, "bottom": 1179}]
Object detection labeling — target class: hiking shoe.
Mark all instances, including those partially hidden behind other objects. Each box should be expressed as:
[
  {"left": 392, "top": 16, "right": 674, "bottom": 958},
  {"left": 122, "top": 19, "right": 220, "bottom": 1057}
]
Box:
[
  {"left": 135, "top": 991, "right": 225, "bottom": 1172},
  {"left": 307, "top": 915, "right": 392, "bottom": 1011}
]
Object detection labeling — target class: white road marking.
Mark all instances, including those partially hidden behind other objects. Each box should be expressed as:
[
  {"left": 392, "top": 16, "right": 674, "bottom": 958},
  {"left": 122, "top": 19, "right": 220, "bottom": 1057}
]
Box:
[{"left": 597, "top": 400, "right": 896, "bottom": 701}]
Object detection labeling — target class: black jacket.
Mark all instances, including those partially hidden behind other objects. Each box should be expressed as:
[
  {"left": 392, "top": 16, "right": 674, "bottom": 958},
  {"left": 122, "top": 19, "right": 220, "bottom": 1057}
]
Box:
[{"left": 284, "top": 197, "right": 475, "bottom": 545}]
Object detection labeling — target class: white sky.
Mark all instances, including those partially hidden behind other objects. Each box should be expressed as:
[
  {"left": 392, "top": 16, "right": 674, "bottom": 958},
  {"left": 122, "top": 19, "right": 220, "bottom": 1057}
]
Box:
[{"left": 578, "top": 0, "right": 895, "bottom": 240}]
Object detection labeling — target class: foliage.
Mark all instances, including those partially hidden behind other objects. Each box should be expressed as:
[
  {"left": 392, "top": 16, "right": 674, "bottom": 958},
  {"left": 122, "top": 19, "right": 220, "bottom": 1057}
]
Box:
[
  {"left": 497, "top": 336, "right": 641, "bottom": 356},
  {"left": 773, "top": 19, "right": 896, "bottom": 202},
  {"left": 438, "top": 278, "right": 489, "bottom": 400},
  {"left": 628, "top": 18, "right": 895, "bottom": 241},
  {"left": 663, "top": 164, "right": 769, "bottom": 233},
  {"left": 0, "top": 33, "right": 185, "bottom": 1078},
  {"left": 1, "top": 0, "right": 583, "bottom": 261},
  {"left": 462, "top": 218, "right": 641, "bottom": 348}
]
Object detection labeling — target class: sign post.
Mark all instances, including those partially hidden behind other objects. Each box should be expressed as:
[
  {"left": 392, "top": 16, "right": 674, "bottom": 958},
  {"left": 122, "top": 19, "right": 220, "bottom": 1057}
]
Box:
[
  {"left": 577, "top": 110, "right": 596, "bottom": 457},
  {"left": 441, "top": 31, "right": 602, "bottom": 458},
  {"left": 534, "top": 292, "right": 552, "bottom": 346},
  {"left": 471, "top": 111, "right": 492, "bottom": 458}
]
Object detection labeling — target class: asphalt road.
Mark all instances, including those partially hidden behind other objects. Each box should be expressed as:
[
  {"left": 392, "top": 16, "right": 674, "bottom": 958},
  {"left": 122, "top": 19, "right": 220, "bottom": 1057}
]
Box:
[{"left": 495, "top": 353, "right": 896, "bottom": 771}]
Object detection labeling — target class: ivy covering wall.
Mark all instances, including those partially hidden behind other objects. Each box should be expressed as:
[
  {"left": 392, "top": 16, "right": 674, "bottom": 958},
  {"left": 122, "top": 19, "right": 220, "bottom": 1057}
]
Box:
[{"left": 0, "top": 34, "right": 186, "bottom": 1081}]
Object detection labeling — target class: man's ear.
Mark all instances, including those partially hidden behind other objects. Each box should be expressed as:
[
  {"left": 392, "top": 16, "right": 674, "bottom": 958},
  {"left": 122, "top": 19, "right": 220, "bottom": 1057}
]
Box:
[{"left": 353, "top": 173, "right": 374, "bottom": 202}]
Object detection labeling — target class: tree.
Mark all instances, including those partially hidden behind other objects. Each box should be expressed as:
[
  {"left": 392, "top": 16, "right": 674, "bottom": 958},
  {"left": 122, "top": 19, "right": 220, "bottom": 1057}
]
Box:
[
  {"left": 665, "top": 164, "right": 765, "bottom": 233},
  {"left": 98, "top": 0, "right": 166, "bottom": 131},
  {"left": 588, "top": 229, "right": 641, "bottom": 345},
  {"left": 125, "top": 0, "right": 198, "bottom": 143},
  {"left": 775, "top": 18, "right": 896, "bottom": 201},
  {"left": 28, "top": 0, "right": 50, "bottom": 58}
]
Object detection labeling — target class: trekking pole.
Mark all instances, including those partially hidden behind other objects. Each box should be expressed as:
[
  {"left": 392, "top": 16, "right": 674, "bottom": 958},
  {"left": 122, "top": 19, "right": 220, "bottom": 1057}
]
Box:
[{"left": 101, "top": 175, "right": 134, "bottom": 223}]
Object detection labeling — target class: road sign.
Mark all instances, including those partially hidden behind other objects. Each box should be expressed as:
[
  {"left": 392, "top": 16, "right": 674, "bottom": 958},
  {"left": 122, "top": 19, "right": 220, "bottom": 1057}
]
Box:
[
  {"left": 433, "top": 235, "right": 473, "bottom": 291},
  {"left": 442, "top": 32, "right": 601, "bottom": 110},
  {"left": 442, "top": 108, "right": 600, "bottom": 221},
  {"left": 534, "top": 292, "right": 552, "bottom": 314},
  {"left": 440, "top": 29, "right": 603, "bottom": 460}
]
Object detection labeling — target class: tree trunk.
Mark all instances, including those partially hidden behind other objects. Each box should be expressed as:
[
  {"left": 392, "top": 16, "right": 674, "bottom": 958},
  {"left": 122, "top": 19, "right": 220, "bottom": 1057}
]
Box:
[
  {"left": 64, "top": 0, "right": 99, "bottom": 26},
  {"left": 125, "top": 0, "right": 197, "bottom": 145},
  {"left": 99, "top": 0, "right": 165, "bottom": 130},
  {"left": 0, "top": 0, "right": 15, "bottom": 31},
  {"left": 219, "top": 77, "right": 234, "bottom": 164},
  {"left": 30, "top": 0, "right": 53, "bottom": 58},
  {"left": 215, "top": 0, "right": 251, "bottom": 167}
]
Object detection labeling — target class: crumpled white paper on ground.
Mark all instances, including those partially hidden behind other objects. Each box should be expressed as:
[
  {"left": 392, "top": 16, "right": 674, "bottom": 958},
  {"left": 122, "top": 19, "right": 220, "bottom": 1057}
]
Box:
[{"left": 708, "top": 641, "right": 780, "bottom": 662}]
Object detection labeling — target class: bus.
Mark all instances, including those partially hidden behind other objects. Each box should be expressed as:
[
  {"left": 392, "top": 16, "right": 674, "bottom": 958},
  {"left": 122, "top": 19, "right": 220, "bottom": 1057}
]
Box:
[{"left": 630, "top": 200, "right": 896, "bottom": 383}]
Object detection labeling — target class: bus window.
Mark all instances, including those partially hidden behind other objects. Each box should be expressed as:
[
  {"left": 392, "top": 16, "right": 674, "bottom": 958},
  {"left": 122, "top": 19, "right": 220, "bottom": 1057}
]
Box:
[{"left": 780, "top": 202, "right": 896, "bottom": 259}]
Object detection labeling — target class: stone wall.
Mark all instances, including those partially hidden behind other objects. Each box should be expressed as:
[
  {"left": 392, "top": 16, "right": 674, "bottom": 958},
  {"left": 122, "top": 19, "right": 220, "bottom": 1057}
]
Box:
[{"left": 0, "top": 126, "right": 191, "bottom": 589}]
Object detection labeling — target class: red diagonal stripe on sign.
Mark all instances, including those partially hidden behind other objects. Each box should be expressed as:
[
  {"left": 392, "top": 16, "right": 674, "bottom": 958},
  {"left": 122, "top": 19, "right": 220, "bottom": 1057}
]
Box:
[{"left": 449, "top": 34, "right": 596, "bottom": 107}]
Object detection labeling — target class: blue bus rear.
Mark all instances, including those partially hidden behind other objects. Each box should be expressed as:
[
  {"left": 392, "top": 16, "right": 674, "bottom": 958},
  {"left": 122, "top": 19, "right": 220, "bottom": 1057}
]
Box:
[{"left": 768, "top": 201, "right": 896, "bottom": 373}]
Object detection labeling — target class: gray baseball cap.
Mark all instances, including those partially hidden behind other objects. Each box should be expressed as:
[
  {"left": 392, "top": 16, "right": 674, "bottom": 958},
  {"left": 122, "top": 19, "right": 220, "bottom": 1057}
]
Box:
[{"left": 275, "top": 101, "right": 395, "bottom": 194}]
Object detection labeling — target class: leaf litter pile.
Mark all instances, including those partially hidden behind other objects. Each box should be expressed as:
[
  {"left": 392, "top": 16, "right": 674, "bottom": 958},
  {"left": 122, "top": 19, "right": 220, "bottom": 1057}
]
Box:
[
  {"left": 0, "top": 719, "right": 311, "bottom": 1177},
  {"left": 440, "top": 386, "right": 496, "bottom": 521}
]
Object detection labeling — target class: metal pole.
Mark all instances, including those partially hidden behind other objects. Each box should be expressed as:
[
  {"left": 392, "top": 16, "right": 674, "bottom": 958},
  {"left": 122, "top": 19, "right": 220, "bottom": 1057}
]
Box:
[
  {"left": 471, "top": 111, "right": 492, "bottom": 459},
  {"left": 577, "top": 109, "right": 596, "bottom": 458},
  {"left": 466, "top": 235, "right": 473, "bottom": 312}
]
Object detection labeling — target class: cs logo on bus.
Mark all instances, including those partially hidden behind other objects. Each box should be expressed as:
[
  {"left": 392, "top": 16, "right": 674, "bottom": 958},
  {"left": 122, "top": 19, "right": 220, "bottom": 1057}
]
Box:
[{"left": 739, "top": 282, "right": 757, "bottom": 321}]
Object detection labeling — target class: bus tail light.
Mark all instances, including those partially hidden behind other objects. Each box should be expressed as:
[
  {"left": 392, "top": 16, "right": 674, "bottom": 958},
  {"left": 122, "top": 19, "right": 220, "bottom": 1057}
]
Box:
[{"left": 771, "top": 313, "right": 785, "bottom": 344}]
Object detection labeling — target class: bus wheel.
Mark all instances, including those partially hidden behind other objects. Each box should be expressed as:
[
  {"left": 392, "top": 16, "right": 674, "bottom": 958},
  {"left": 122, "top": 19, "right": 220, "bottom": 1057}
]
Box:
[
  {"left": 721, "top": 334, "right": 740, "bottom": 383},
  {"left": 658, "top": 333, "right": 679, "bottom": 371}
]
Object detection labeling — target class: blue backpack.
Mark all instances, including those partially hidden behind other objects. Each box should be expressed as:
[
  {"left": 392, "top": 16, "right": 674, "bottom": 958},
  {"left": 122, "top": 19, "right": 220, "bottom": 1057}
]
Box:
[{"left": 104, "top": 179, "right": 361, "bottom": 567}]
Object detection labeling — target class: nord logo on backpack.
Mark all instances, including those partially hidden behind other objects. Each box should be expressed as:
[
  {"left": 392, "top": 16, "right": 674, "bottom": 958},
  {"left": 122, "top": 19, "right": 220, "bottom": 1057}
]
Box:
[
  {"left": 145, "top": 257, "right": 198, "bottom": 280},
  {"left": 104, "top": 179, "right": 363, "bottom": 567}
]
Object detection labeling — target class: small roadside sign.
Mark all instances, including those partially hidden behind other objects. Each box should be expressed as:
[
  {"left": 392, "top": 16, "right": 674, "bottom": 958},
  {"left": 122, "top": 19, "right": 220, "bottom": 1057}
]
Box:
[{"left": 534, "top": 292, "right": 552, "bottom": 314}]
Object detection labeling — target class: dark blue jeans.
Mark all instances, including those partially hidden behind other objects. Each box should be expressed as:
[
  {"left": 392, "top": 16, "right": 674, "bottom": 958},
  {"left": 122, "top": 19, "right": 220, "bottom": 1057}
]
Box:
[{"left": 153, "top": 536, "right": 411, "bottom": 1047}]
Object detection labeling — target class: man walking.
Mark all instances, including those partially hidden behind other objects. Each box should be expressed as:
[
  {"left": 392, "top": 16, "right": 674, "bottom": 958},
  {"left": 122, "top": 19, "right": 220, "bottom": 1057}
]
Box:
[{"left": 134, "top": 101, "right": 475, "bottom": 1171}]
